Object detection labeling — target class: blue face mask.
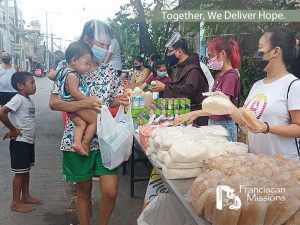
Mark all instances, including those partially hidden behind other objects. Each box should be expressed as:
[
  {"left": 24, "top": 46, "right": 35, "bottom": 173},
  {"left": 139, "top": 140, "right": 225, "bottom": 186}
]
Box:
[
  {"left": 133, "top": 65, "right": 141, "bottom": 70},
  {"left": 157, "top": 71, "right": 167, "bottom": 78},
  {"left": 167, "top": 54, "right": 179, "bottom": 66},
  {"left": 92, "top": 45, "right": 107, "bottom": 61}
]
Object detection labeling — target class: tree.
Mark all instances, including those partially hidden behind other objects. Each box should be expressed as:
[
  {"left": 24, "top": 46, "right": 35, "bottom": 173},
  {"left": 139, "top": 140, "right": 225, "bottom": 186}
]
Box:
[
  {"left": 131, "top": 0, "right": 156, "bottom": 55},
  {"left": 110, "top": 0, "right": 180, "bottom": 67},
  {"left": 176, "top": 0, "right": 300, "bottom": 103},
  {"left": 53, "top": 50, "right": 65, "bottom": 67}
]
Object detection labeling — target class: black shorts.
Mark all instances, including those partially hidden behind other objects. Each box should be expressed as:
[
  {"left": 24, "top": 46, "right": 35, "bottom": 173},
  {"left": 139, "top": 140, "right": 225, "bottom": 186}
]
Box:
[
  {"left": 9, "top": 140, "right": 35, "bottom": 173},
  {"left": 0, "top": 92, "right": 17, "bottom": 105}
]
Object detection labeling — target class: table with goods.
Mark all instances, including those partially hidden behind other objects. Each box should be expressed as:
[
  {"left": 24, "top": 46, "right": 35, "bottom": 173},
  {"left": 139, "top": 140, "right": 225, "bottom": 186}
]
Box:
[{"left": 126, "top": 88, "right": 300, "bottom": 225}]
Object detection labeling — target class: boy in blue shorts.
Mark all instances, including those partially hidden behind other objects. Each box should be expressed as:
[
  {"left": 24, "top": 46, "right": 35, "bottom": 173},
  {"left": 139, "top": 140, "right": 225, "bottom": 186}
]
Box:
[{"left": 0, "top": 71, "right": 43, "bottom": 213}]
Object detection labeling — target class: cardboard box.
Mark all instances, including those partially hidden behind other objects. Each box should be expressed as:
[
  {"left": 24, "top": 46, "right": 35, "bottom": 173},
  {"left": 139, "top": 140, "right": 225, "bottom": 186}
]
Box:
[{"left": 131, "top": 93, "right": 153, "bottom": 107}]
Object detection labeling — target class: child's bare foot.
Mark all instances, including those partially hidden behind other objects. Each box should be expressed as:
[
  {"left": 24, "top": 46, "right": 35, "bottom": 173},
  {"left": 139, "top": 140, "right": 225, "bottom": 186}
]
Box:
[
  {"left": 72, "top": 143, "right": 89, "bottom": 156},
  {"left": 82, "top": 141, "right": 90, "bottom": 155},
  {"left": 11, "top": 202, "right": 34, "bottom": 213},
  {"left": 22, "top": 196, "right": 44, "bottom": 205}
]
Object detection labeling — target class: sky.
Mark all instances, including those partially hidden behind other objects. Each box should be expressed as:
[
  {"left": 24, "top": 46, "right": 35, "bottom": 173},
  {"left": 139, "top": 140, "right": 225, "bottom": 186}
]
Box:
[{"left": 18, "top": 0, "right": 133, "bottom": 49}]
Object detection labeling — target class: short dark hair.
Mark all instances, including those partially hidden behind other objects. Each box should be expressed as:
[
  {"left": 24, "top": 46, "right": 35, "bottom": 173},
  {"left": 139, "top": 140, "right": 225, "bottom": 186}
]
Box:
[
  {"left": 11, "top": 71, "right": 32, "bottom": 91},
  {"left": 153, "top": 59, "right": 166, "bottom": 71},
  {"left": 65, "top": 41, "right": 93, "bottom": 64},
  {"left": 172, "top": 38, "right": 190, "bottom": 55},
  {"left": 133, "top": 56, "right": 144, "bottom": 64}
]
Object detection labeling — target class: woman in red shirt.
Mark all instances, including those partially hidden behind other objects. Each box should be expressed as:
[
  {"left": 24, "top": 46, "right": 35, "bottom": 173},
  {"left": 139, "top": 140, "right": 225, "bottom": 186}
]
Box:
[{"left": 174, "top": 37, "right": 241, "bottom": 141}]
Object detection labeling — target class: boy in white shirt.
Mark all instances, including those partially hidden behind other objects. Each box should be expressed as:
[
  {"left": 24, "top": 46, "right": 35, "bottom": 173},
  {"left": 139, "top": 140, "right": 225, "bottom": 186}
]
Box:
[{"left": 0, "top": 71, "right": 43, "bottom": 213}]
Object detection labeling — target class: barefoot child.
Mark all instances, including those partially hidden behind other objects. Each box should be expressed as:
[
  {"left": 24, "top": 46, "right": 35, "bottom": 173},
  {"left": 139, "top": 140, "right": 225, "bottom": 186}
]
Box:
[
  {"left": 56, "top": 42, "right": 96, "bottom": 155},
  {"left": 0, "top": 72, "right": 43, "bottom": 212}
]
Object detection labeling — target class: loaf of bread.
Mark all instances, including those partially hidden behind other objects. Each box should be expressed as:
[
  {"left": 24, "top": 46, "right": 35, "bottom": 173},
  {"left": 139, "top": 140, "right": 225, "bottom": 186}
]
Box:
[{"left": 239, "top": 107, "right": 261, "bottom": 130}]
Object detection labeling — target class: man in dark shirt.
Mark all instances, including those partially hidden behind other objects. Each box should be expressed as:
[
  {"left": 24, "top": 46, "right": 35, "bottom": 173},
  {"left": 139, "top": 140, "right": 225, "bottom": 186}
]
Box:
[{"left": 152, "top": 38, "right": 209, "bottom": 126}]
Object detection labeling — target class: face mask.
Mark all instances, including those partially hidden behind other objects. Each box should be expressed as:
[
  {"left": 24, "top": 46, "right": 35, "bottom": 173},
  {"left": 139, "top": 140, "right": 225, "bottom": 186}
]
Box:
[
  {"left": 253, "top": 50, "right": 272, "bottom": 72},
  {"left": 167, "top": 53, "right": 179, "bottom": 66},
  {"left": 91, "top": 45, "right": 107, "bottom": 61},
  {"left": 208, "top": 56, "right": 223, "bottom": 71},
  {"left": 255, "top": 70, "right": 267, "bottom": 79},
  {"left": 133, "top": 65, "right": 141, "bottom": 70},
  {"left": 2, "top": 57, "right": 11, "bottom": 64},
  {"left": 157, "top": 71, "right": 167, "bottom": 78}
]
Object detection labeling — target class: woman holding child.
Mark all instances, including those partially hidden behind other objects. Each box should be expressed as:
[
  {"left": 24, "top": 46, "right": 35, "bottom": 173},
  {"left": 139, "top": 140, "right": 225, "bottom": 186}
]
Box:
[{"left": 49, "top": 20, "right": 129, "bottom": 225}]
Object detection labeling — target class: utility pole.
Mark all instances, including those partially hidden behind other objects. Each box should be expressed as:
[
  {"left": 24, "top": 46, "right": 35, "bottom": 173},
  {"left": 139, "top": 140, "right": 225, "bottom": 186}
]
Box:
[
  {"left": 4, "top": 0, "right": 11, "bottom": 52},
  {"left": 14, "top": 0, "right": 19, "bottom": 43},
  {"left": 51, "top": 33, "right": 54, "bottom": 68},
  {"left": 46, "top": 11, "right": 49, "bottom": 72}
]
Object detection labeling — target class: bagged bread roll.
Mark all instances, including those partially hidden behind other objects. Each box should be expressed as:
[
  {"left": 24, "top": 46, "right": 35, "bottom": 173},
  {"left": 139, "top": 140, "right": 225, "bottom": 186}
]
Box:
[
  {"left": 163, "top": 152, "right": 204, "bottom": 169},
  {"left": 239, "top": 107, "right": 261, "bottom": 130},
  {"left": 223, "top": 142, "right": 249, "bottom": 155},
  {"left": 284, "top": 209, "right": 300, "bottom": 225},
  {"left": 162, "top": 165, "right": 202, "bottom": 179},
  {"left": 202, "top": 95, "right": 234, "bottom": 115}
]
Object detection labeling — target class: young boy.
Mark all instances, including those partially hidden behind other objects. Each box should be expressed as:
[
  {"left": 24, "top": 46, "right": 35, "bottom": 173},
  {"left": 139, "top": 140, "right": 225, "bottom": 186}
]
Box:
[{"left": 0, "top": 71, "right": 43, "bottom": 213}]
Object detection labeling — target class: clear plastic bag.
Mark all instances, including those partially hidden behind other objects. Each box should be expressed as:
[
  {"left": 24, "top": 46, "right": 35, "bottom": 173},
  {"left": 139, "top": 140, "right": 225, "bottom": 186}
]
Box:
[
  {"left": 202, "top": 95, "right": 234, "bottom": 115},
  {"left": 137, "top": 193, "right": 192, "bottom": 225},
  {"left": 239, "top": 107, "right": 261, "bottom": 130},
  {"left": 97, "top": 105, "right": 134, "bottom": 170}
]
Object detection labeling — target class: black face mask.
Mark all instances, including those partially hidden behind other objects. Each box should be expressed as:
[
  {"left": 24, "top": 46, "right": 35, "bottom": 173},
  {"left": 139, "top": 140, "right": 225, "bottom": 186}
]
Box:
[
  {"left": 253, "top": 50, "right": 273, "bottom": 78},
  {"left": 2, "top": 57, "right": 11, "bottom": 64}
]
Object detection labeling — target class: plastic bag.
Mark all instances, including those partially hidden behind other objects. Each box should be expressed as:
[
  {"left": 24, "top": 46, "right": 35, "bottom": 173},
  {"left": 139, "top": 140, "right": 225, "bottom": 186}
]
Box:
[
  {"left": 137, "top": 193, "right": 192, "bottom": 225},
  {"left": 202, "top": 95, "right": 234, "bottom": 115},
  {"left": 97, "top": 105, "right": 134, "bottom": 170},
  {"left": 239, "top": 107, "right": 261, "bottom": 130}
]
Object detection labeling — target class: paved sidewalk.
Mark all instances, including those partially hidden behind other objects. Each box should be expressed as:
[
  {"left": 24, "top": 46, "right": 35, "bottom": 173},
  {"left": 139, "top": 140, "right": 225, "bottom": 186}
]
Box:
[{"left": 0, "top": 77, "right": 149, "bottom": 225}]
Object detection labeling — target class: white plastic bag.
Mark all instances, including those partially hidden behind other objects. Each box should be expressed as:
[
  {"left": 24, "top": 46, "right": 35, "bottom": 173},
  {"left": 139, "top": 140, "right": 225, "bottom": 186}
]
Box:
[
  {"left": 202, "top": 95, "right": 234, "bottom": 115},
  {"left": 137, "top": 193, "right": 191, "bottom": 225},
  {"left": 97, "top": 105, "right": 134, "bottom": 170}
]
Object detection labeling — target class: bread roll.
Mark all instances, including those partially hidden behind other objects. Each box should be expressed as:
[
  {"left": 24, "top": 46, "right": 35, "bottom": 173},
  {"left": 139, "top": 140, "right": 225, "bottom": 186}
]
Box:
[
  {"left": 237, "top": 197, "right": 268, "bottom": 225},
  {"left": 202, "top": 95, "right": 234, "bottom": 115},
  {"left": 213, "top": 199, "right": 241, "bottom": 225},
  {"left": 239, "top": 107, "right": 261, "bottom": 130},
  {"left": 204, "top": 191, "right": 217, "bottom": 222},
  {"left": 284, "top": 209, "right": 300, "bottom": 225}
]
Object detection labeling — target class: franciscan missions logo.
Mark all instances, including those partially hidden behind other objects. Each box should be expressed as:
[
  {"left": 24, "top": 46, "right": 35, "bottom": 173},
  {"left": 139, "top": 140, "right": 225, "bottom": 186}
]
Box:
[{"left": 216, "top": 185, "right": 242, "bottom": 210}]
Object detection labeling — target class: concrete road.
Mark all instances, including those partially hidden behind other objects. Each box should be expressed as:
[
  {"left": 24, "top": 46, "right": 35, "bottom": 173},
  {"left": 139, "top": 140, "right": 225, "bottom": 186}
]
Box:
[{"left": 0, "top": 77, "right": 149, "bottom": 225}]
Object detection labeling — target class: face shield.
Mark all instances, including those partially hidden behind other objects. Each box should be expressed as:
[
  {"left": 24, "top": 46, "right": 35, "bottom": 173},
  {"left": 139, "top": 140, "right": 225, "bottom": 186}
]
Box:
[
  {"left": 89, "top": 20, "right": 112, "bottom": 47},
  {"left": 165, "top": 32, "right": 181, "bottom": 48},
  {"left": 86, "top": 20, "right": 112, "bottom": 61}
]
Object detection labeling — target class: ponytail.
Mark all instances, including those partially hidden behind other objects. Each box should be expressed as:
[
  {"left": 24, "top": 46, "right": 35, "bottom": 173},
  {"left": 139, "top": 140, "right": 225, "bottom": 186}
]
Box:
[{"left": 231, "top": 40, "right": 241, "bottom": 69}]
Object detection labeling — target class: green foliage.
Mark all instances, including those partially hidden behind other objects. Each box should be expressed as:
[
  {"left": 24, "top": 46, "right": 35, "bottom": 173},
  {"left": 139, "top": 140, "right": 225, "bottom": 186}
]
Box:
[
  {"left": 54, "top": 50, "right": 65, "bottom": 66},
  {"left": 193, "top": 0, "right": 300, "bottom": 101},
  {"left": 110, "top": 0, "right": 300, "bottom": 99}
]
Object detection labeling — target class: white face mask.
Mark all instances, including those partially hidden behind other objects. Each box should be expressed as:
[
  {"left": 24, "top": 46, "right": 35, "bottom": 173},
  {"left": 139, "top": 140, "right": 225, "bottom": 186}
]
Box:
[{"left": 91, "top": 45, "right": 107, "bottom": 61}]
